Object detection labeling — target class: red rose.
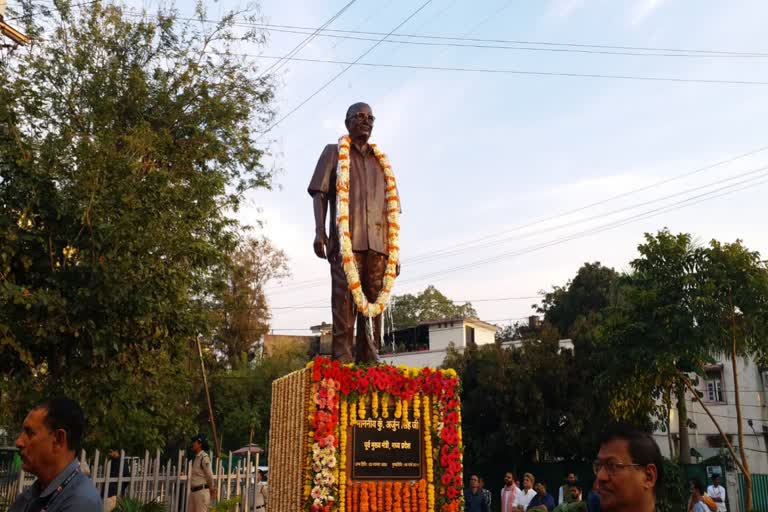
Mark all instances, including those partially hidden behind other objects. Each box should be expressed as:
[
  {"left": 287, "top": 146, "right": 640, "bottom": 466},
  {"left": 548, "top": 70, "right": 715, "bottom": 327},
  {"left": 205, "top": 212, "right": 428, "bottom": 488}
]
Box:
[
  {"left": 446, "top": 487, "right": 458, "bottom": 499},
  {"left": 441, "top": 473, "right": 453, "bottom": 486},
  {"left": 449, "top": 460, "right": 461, "bottom": 474}
]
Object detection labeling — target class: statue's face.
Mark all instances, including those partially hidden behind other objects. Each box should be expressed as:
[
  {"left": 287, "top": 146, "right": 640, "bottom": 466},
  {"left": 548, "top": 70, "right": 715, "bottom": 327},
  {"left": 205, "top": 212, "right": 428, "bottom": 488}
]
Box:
[{"left": 345, "top": 104, "right": 374, "bottom": 142}]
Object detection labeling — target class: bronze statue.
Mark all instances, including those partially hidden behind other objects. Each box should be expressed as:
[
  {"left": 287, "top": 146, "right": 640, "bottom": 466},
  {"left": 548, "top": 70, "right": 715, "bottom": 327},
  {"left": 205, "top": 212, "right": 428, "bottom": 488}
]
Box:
[{"left": 308, "top": 102, "right": 400, "bottom": 364}]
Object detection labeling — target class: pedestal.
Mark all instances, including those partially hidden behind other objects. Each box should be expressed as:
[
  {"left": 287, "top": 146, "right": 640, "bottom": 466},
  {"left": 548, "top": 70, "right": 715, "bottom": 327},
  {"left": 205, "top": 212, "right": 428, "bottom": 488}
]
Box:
[{"left": 267, "top": 358, "right": 463, "bottom": 512}]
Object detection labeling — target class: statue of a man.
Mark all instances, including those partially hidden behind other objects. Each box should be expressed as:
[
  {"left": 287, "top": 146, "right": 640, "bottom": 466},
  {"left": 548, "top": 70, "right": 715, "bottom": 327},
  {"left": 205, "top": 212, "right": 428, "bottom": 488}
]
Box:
[{"left": 307, "top": 102, "right": 400, "bottom": 364}]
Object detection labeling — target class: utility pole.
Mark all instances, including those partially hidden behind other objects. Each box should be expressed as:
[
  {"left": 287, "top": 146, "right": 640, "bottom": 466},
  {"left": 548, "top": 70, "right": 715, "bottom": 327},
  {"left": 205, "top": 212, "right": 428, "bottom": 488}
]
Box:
[
  {"left": 0, "top": 1, "right": 31, "bottom": 45},
  {"left": 196, "top": 336, "right": 221, "bottom": 457}
]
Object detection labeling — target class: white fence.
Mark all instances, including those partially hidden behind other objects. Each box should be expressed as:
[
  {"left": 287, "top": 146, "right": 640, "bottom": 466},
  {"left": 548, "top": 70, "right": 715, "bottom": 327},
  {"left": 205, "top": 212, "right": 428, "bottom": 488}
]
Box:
[{"left": 1, "top": 449, "right": 265, "bottom": 512}]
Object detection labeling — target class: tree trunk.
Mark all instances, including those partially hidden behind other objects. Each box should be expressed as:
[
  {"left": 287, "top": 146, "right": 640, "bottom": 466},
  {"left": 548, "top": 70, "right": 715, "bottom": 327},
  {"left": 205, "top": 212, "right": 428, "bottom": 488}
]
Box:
[
  {"left": 666, "top": 399, "right": 675, "bottom": 459},
  {"left": 731, "top": 296, "right": 752, "bottom": 511},
  {"left": 677, "top": 384, "right": 691, "bottom": 464}
]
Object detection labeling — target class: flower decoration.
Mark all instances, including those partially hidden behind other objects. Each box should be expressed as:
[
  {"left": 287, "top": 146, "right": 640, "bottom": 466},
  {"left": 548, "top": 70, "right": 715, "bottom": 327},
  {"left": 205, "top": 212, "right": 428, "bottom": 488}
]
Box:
[{"left": 305, "top": 357, "right": 462, "bottom": 512}]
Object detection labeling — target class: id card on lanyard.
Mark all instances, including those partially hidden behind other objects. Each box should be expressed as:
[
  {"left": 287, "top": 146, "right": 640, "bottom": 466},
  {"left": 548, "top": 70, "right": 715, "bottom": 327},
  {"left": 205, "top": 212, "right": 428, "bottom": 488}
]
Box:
[{"left": 33, "top": 466, "right": 81, "bottom": 512}]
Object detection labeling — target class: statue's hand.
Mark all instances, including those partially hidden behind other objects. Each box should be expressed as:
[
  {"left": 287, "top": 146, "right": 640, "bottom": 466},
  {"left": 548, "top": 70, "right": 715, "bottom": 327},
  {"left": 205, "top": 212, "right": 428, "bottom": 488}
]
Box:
[
  {"left": 313, "top": 232, "right": 328, "bottom": 259},
  {"left": 396, "top": 263, "right": 401, "bottom": 277}
]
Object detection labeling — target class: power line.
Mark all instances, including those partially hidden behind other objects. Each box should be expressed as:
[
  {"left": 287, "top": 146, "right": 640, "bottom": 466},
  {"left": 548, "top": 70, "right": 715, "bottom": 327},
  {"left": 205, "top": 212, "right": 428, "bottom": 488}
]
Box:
[
  {"left": 257, "top": 0, "right": 434, "bottom": 139},
  {"left": 404, "top": 163, "right": 768, "bottom": 265},
  {"left": 242, "top": 54, "right": 768, "bottom": 87},
  {"left": 265, "top": 145, "right": 768, "bottom": 296},
  {"left": 328, "top": 0, "right": 395, "bottom": 52},
  {"left": 257, "top": 0, "right": 358, "bottom": 79},
  {"left": 260, "top": 26, "right": 768, "bottom": 59},
  {"left": 271, "top": 162, "right": 768, "bottom": 302},
  {"left": 404, "top": 145, "right": 768, "bottom": 265},
  {"left": 396, "top": 169, "right": 768, "bottom": 286},
  {"left": 268, "top": 294, "right": 542, "bottom": 310},
  {"left": 249, "top": 23, "right": 768, "bottom": 58},
  {"left": 102, "top": 8, "right": 768, "bottom": 59}
]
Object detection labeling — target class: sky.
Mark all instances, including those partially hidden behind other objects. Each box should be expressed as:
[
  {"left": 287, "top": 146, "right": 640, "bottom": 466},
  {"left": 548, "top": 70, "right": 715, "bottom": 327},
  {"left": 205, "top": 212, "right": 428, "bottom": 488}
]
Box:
[
  {"left": 18, "top": 0, "right": 765, "bottom": 334},
  {"left": 229, "top": 0, "right": 768, "bottom": 335}
]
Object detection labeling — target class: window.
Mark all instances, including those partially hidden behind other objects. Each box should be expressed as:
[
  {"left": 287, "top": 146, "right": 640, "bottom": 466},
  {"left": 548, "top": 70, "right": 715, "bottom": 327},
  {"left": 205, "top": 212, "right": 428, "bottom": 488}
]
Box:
[
  {"left": 465, "top": 326, "right": 475, "bottom": 347},
  {"left": 704, "top": 368, "right": 725, "bottom": 403},
  {"left": 707, "top": 434, "right": 732, "bottom": 448}
]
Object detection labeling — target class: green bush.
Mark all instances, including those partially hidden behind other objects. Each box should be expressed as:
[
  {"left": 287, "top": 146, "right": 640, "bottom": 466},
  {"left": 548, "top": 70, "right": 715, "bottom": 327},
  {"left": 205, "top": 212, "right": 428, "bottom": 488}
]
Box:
[
  {"left": 212, "top": 496, "right": 242, "bottom": 512},
  {"left": 657, "top": 458, "right": 687, "bottom": 512},
  {"left": 114, "top": 497, "right": 165, "bottom": 512}
]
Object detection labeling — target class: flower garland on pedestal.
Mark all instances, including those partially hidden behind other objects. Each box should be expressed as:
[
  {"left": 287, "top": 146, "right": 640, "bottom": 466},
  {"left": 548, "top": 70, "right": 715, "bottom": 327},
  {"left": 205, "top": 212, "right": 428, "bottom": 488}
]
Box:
[{"left": 306, "top": 358, "right": 463, "bottom": 512}]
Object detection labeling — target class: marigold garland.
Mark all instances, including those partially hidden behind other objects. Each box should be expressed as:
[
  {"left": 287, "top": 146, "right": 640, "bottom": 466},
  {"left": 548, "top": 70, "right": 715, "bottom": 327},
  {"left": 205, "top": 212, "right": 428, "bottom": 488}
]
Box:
[{"left": 335, "top": 135, "right": 400, "bottom": 317}]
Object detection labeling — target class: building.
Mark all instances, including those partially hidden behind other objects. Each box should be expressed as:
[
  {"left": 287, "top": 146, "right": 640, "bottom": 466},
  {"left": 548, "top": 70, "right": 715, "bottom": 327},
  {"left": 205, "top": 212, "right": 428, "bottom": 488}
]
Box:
[
  {"left": 262, "top": 334, "right": 316, "bottom": 357},
  {"left": 379, "top": 317, "right": 499, "bottom": 368},
  {"left": 654, "top": 355, "right": 768, "bottom": 474},
  {"left": 502, "top": 338, "right": 575, "bottom": 352}
]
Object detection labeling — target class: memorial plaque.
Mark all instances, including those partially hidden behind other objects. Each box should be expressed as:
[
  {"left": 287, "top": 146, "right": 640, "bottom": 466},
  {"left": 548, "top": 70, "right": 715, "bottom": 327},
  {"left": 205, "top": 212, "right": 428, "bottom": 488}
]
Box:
[{"left": 351, "top": 418, "right": 423, "bottom": 479}]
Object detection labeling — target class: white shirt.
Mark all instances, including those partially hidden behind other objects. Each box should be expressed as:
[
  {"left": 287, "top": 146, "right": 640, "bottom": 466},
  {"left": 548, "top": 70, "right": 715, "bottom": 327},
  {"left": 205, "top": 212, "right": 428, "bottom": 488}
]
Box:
[
  {"left": 519, "top": 489, "right": 537, "bottom": 510},
  {"left": 707, "top": 485, "right": 726, "bottom": 512},
  {"left": 501, "top": 486, "right": 523, "bottom": 512}
]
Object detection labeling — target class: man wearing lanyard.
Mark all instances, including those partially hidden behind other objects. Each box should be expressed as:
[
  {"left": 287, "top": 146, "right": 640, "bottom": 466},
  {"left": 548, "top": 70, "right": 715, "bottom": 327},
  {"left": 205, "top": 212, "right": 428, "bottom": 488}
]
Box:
[
  {"left": 189, "top": 433, "right": 216, "bottom": 512},
  {"left": 10, "top": 398, "right": 101, "bottom": 512}
]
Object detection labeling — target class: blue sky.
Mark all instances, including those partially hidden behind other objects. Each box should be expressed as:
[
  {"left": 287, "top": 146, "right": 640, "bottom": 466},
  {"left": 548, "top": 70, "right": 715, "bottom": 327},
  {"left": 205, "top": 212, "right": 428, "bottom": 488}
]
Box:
[{"left": 233, "top": 0, "right": 768, "bottom": 335}]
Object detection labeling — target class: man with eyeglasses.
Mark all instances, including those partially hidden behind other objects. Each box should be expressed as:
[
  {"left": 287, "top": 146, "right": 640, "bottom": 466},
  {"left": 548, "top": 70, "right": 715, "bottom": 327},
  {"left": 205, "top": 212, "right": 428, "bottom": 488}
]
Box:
[
  {"left": 593, "top": 424, "right": 662, "bottom": 512},
  {"left": 308, "top": 102, "right": 400, "bottom": 364}
]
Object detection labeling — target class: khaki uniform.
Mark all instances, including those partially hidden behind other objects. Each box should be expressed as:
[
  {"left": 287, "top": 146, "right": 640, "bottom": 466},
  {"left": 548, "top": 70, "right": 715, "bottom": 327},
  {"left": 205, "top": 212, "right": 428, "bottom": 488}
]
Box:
[
  {"left": 254, "top": 482, "right": 268, "bottom": 511},
  {"left": 188, "top": 451, "right": 214, "bottom": 512}
]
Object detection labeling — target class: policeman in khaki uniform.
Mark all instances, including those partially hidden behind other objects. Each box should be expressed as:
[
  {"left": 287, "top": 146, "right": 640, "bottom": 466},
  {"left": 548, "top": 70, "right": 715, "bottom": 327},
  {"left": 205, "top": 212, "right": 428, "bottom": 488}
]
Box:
[{"left": 189, "top": 433, "right": 216, "bottom": 512}]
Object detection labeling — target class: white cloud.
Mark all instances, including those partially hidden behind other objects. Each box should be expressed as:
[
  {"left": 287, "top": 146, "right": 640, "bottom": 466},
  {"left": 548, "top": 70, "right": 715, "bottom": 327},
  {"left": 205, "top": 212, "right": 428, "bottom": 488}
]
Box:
[
  {"left": 630, "top": 0, "right": 666, "bottom": 25},
  {"left": 550, "top": 0, "right": 587, "bottom": 19}
]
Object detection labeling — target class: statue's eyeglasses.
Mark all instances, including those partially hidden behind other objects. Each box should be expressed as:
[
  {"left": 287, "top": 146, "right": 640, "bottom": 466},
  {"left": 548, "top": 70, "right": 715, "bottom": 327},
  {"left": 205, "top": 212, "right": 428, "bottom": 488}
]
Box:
[{"left": 347, "top": 113, "right": 375, "bottom": 124}]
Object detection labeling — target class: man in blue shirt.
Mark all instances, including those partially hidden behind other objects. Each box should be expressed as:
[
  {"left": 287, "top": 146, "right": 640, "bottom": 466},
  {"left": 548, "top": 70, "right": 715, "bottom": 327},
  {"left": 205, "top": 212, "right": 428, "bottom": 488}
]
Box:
[
  {"left": 465, "top": 474, "right": 490, "bottom": 512},
  {"left": 10, "top": 398, "right": 102, "bottom": 512},
  {"left": 528, "top": 481, "right": 556, "bottom": 512}
]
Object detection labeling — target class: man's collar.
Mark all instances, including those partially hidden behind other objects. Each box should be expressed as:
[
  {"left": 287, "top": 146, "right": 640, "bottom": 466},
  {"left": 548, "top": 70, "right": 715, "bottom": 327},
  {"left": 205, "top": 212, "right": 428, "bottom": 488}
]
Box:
[
  {"left": 38, "top": 459, "right": 79, "bottom": 498},
  {"left": 350, "top": 142, "right": 371, "bottom": 156}
]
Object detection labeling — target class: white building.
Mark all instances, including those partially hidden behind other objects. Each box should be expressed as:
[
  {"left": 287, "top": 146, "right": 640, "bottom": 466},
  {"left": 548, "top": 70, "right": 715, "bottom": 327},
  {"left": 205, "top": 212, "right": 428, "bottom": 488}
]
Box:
[
  {"left": 502, "top": 338, "right": 575, "bottom": 353},
  {"left": 379, "top": 317, "right": 498, "bottom": 368},
  {"left": 654, "top": 355, "right": 768, "bottom": 474}
]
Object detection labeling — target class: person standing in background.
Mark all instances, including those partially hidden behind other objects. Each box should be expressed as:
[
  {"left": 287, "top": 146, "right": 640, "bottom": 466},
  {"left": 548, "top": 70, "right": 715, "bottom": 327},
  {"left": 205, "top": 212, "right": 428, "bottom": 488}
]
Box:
[{"left": 188, "top": 433, "right": 216, "bottom": 512}]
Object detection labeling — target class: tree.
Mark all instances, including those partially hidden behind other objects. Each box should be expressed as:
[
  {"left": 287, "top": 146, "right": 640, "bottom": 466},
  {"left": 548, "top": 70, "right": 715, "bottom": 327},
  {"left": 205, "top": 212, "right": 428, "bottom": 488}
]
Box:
[
  {"left": 207, "top": 343, "right": 309, "bottom": 453},
  {"left": 0, "top": 0, "right": 276, "bottom": 450},
  {"left": 596, "top": 230, "right": 707, "bottom": 463},
  {"left": 215, "top": 237, "right": 289, "bottom": 365},
  {"left": 389, "top": 285, "right": 477, "bottom": 331},
  {"left": 695, "top": 240, "right": 768, "bottom": 511},
  {"left": 444, "top": 323, "right": 646, "bottom": 472},
  {"left": 537, "top": 262, "right": 619, "bottom": 338}
]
